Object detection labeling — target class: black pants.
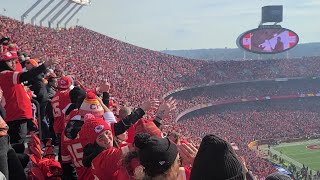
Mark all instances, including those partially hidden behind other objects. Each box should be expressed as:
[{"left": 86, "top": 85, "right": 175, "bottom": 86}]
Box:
[
  {"left": 7, "top": 119, "right": 28, "bottom": 144},
  {"left": 56, "top": 133, "right": 62, "bottom": 162},
  {"left": 0, "top": 135, "right": 27, "bottom": 180},
  {"left": 46, "top": 102, "right": 57, "bottom": 144}
]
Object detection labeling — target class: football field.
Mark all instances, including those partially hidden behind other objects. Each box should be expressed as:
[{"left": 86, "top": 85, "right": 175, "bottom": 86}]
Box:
[{"left": 272, "top": 139, "right": 320, "bottom": 171}]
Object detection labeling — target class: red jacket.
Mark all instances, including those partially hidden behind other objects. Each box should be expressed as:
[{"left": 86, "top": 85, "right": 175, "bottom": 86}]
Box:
[
  {"left": 91, "top": 146, "right": 130, "bottom": 180},
  {"left": 0, "top": 71, "right": 32, "bottom": 122}
]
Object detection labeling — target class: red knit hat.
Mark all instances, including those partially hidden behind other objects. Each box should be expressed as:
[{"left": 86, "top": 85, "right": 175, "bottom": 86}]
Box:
[
  {"left": 79, "top": 91, "right": 104, "bottom": 117},
  {"left": 57, "top": 76, "right": 71, "bottom": 89},
  {"left": 0, "top": 51, "right": 18, "bottom": 62},
  {"left": 79, "top": 114, "right": 112, "bottom": 146},
  {"left": 134, "top": 119, "right": 162, "bottom": 138}
]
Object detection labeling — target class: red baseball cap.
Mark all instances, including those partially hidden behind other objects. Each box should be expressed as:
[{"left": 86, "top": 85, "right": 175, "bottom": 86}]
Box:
[
  {"left": 57, "top": 76, "right": 72, "bottom": 89},
  {"left": 0, "top": 51, "right": 18, "bottom": 62}
]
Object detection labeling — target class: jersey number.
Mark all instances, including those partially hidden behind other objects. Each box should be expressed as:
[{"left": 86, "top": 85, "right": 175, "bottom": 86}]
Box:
[
  {"left": 52, "top": 96, "right": 61, "bottom": 117},
  {"left": 67, "top": 143, "right": 83, "bottom": 168},
  {"left": 52, "top": 102, "right": 61, "bottom": 117}
]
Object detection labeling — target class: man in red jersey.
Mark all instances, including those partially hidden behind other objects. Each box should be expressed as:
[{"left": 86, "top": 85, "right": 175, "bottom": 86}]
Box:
[
  {"left": 51, "top": 76, "right": 72, "bottom": 135},
  {"left": 51, "top": 76, "right": 72, "bottom": 161},
  {"left": 0, "top": 49, "right": 59, "bottom": 144}
]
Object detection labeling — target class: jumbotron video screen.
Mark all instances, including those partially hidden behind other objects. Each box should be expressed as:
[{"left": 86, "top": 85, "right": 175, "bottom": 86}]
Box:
[{"left": 239, "top": 28, "right": 299, "bottom": 54}]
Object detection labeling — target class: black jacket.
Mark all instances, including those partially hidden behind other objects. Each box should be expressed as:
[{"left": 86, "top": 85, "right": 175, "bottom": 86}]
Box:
[{"left": 27, "top": 73, "right": 48, "bottom": 103}]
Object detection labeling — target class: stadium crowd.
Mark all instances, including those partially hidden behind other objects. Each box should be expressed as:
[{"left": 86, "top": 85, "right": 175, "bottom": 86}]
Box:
[
  {"left": 170, "top": 79, "right": 320, "bottom": 115},
  {"left": 170, "top": 98, "right": 320, "bottom": 178},
  {"left": 0, "top": 15, "right": 319, "bottom": 180}
]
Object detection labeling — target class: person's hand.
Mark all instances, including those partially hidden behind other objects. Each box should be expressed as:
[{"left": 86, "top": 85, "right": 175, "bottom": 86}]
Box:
[
  {"left": 140, "top": 99, "right": 160, "bottom": 112},
  {"left": 96, "top": 95, "right": 103, "bottom": 104},
  {"left": 155, "top": 97, "right": 177, "bottom": 119},
  {"left": 98, "top": 79, "right": 111, "bottom": 93},
  {"left": 177, "top": 142, "right": 198, "bottom": 167},
  {"left": 44, "top": 57, "right": 60, "bottom": 68}
]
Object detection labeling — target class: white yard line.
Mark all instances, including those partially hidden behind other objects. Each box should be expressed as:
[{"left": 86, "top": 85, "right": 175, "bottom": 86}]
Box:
[{"left": 270, "top": 146, "right": 319, "bottom": 173}]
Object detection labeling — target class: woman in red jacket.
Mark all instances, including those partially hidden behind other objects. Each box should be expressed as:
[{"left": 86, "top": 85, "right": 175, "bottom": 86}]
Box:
[{"left": 79, "top": 114, "right": 133, "bottom": 180}]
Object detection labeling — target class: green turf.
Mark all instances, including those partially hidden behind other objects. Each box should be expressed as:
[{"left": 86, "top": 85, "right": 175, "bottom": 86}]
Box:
[{"left": 273, "top": 140, "right": 320, "bottom": 171}]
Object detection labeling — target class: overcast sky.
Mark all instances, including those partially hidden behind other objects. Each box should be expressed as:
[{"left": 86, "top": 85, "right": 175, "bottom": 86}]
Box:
[{"left": 1, "top": 0, "right": 320, "bottom": 50}]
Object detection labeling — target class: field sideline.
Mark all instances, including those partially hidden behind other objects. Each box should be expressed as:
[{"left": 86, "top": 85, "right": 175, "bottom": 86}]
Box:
[{"left": 270, "top": 139, "right": 320, "bottom": 172}]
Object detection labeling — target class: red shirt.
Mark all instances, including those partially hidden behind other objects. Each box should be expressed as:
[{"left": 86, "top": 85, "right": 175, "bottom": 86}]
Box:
[
  {"left": 115, "top": 157, "right": 140, "bottom": 180},
  {"left": 64, "top": 109, "right": 79, "bottom": 125},
  {"left": 15, "top": 60, "right": 22, "bottom": 72},
  {"left": 0, "top": 71, "right": 32, "bottom": 122},
  {"left": 126, "top": 126, "right": 135, "bottom": 144},
  {"left": 91, "top": 146, "right": 130, "bottom": 180},
  {"left": 51, "top": 90, "right": 70, "bottom": 134},
  {"left": 61, "top": 132, "right": 94, "bottom": 180}
]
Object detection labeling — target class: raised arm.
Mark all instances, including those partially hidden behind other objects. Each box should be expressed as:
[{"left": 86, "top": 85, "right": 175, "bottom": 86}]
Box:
[
  {"left": 113, "top": 99, "right": 159, "bottom": 136},
  {"left": 19, "top": 57, "right": 59, "bottom": 83}
]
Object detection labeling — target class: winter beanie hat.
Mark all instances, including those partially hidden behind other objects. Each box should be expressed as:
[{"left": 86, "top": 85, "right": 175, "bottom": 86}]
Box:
[
  {"left": 190, "top": 134, "right": 246, "bottom": 180},
  {"left": 134, "top": 119, "right": 162, "bottom": 138},
  {"left": 79, "top": 114, "right": 111, "bottom": 146},
  {"left": 79, "top": 91, "right": 104, "bottom": 117},
  {"left": 134, "top": 133, "right": 178, "bottom": 177}
]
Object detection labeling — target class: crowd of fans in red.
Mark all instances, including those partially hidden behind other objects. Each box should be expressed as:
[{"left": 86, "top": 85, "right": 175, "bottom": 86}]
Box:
[
  {"left": 1, "top": 15, "right": 320, "bottom": 179},
  {"left": 170, "top": 79, "right": 320, "bottom": 115},
  {"left": 170, "top": 98, "right": 320, "bottom": 178}
]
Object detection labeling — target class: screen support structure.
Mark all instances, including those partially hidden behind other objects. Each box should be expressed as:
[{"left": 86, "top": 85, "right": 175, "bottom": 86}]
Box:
[
  {"left": 21, "top": 0, "right": 89, "bottom": 28},
  {"left": 21, "top": 0, "right": 43, "bottom": 23},
  {"left": 31, "top": 0, "right": 55, "bottom": 26},
  {"left": 56, "top": 3, "right": 78, "bottom": 29},
  {"left": 48, "top": 1, "right": 72, "bottom": 28},
  {"left": 39, "top": 0, "right": 65, "bottom": 26},
  {"left": 64, "top": 5, "right": 83, "bottom": 28}
]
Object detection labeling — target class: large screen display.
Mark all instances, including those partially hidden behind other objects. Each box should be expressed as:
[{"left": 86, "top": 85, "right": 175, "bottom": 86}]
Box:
[{"left": 238, "top": 28, "right": 299, "bottom": 54}]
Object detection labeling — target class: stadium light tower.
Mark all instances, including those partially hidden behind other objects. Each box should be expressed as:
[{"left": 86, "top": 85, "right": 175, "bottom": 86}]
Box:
[{"left": 21, "top": 0, "right": 43, "bottom": 23}]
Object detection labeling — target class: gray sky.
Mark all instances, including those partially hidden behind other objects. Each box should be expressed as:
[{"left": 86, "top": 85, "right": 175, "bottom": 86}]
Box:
[{"left": 1, "top": 0, "right": 320, "bottom": 50}]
